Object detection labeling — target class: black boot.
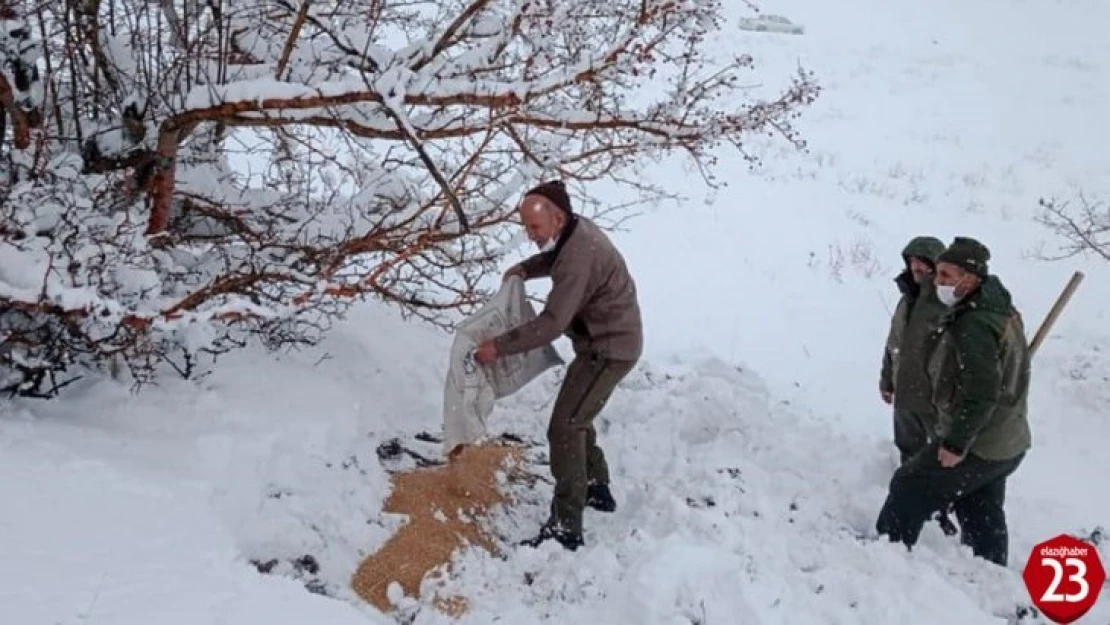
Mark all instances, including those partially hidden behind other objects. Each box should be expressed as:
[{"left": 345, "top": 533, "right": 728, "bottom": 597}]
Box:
[
  {"left": 586, "top": 482, "right": 617, "bottom": 513},
  {"left": 935, "top": 507, "right": 959, "bottom": 536},
  {"left": 519, "top": 523, "right": 583, "bottom": 551}
]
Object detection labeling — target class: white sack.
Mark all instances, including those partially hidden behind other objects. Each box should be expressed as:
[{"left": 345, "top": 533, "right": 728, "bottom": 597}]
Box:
[{"left": 441, "top": 275, "right": 564, "bottom": 455}]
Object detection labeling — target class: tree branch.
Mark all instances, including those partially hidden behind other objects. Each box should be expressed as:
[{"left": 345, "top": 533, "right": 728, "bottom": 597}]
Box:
[
  {"left": 275, "top": 0, "right": 312, "bottom": 80},
  {"left": 0, "top": 74, "right": 31, "bottom": 149}
]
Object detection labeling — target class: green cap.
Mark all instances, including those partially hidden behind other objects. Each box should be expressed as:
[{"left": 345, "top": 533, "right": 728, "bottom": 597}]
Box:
[{"left": 936, "top": 236, "right": 991, "bottom": 277}]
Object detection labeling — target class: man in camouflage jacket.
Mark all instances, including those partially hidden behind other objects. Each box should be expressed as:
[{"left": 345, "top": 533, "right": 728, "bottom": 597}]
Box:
[{"left": 880, "top": 235, "right": 947, "bottom": 464}]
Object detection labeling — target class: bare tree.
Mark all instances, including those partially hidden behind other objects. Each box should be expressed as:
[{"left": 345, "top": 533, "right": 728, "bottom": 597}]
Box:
[
  {"left": 0, "top": 0, "right": 820, "bottom": 396},
  {"left": 1036, "top": 193, "right": 1110, "bottom": 262}
]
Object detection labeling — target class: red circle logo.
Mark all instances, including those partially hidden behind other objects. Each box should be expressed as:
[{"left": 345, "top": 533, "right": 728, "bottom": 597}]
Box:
[{"left": 1022, "top": 534, "right": 1105, "bottom": 623}]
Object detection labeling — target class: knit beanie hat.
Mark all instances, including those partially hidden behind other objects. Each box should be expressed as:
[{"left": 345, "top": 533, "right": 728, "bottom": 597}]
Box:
[
  {"left": 524, "top": 180, "right": 573, "bottom": 215},
  {"left": 936, "top": 236, "right": 991, "bottom": 277}
]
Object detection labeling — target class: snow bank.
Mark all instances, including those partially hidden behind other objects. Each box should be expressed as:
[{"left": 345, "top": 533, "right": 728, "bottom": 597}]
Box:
[
  {"left": 4, "top": 294, "right": 1105, "bottom": 623},
  {"left": 423, "top": 353, "right": 1108, "bottom": 624},
  {"left": 0, "top": 303, "right": 446, "bottom": 622},
  {"left": 0, "top": 431, "right": 389, "bottom": 625}
]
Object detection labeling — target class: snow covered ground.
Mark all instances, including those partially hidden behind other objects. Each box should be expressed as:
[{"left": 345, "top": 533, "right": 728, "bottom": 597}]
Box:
[{"left": 3, "top": 0, "right": 1110, "bottom": 623}]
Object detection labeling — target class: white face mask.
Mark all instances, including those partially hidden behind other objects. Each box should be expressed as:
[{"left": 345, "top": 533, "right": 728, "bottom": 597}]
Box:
[{"left": 936, "top": 284, "right": 960, "bottom": 307}]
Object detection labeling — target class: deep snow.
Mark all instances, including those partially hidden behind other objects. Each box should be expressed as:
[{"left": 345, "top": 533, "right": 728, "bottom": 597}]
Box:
[{"left": 3, "top": 0, "right": 1110, "bottom": 623}]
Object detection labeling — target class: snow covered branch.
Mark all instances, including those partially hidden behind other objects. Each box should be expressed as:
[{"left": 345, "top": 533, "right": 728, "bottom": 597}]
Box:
[{"left": 0, "top": 0, "right": 819, "bottom": 396}]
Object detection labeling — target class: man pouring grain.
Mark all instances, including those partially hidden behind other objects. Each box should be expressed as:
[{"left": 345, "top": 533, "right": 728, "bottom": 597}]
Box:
[{"left": 473, "top": 180, "right": 643, "bottom": 551}]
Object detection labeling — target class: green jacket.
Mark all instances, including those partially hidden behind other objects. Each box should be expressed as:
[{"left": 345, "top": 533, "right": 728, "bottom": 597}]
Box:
[
  {"left": 880, "top": 235, "right": 948, "bottom": 413},
  {"left": 880, "top": 287, "right": 909, "bottom": 394},
  {"left": 882, "top": 274, "right": 948, "bottom": 414},
  {"left": 925, "top": 275, "right": 1032, "bottom": 461}
]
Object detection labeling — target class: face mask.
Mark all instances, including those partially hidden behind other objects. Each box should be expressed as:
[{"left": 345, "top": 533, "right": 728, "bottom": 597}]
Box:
[{"left": 936, "top": 284, "right": 959, "bottom": 307}]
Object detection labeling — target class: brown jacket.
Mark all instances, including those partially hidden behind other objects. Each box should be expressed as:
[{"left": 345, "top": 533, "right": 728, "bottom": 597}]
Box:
[{"left": 493, "top": 216, "right": 643, "bottom": 361}]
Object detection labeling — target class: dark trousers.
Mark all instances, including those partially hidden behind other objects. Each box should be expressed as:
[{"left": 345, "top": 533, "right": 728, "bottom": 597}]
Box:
[
  {"left": 893, "top": 407, "right": 930, "bottom": 465},
  {"left": 875, "top": 441, "right": 1024, "bottom": 566},
  {"left": 893, "top": 408, "right": 958, "bottom": 535},
  {"left": 546, "top": 352, "right": 635, "bottom": 535}
]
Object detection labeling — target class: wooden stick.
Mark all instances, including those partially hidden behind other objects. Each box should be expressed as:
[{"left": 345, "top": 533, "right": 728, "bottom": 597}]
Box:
[{"left": 1029, "top": 270, "right": 1085, "bottom": 357}]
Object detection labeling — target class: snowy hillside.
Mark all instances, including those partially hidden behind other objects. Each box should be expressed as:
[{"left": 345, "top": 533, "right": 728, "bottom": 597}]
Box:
[{"left": 3, "top": 0, "right": 1110, "bottom": 624}]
